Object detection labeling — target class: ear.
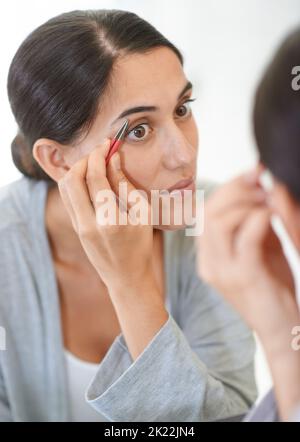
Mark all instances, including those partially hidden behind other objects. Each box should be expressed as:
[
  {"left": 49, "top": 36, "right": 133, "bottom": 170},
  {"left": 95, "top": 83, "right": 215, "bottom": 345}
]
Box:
[
  {"left": 272, "top": 179, "right": 300, "bottom": 252},
  {"left": 32, "top": 138, "right": 71, "bottom": 182}
]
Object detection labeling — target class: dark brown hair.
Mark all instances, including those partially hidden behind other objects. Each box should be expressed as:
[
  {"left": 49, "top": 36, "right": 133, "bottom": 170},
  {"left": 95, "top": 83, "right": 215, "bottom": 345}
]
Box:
[
  {"left": 7, "top": 9, "right": 183, "bottom": 182},
  {"left": 253, "top": 27, "right": 300, "bottom": 202}
]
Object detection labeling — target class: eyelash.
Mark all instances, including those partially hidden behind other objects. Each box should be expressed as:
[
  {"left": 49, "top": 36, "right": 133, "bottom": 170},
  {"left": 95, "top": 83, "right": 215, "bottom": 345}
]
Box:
[{"left": 125, "top": 98, "right": 197, "bottom": 143}]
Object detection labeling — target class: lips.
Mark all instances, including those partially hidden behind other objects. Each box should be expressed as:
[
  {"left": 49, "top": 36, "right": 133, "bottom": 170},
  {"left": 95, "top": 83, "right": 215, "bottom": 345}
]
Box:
[{"left": 167, "top": 178, "right": 195, "bottom": 192}]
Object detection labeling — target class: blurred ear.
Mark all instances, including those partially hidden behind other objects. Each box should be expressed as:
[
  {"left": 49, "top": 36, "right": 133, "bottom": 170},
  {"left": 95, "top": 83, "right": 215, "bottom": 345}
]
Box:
[
  {"left": 272, "top": 179, "right": 300, "bottom": 252},
  {"left": 32, "top": 138, "right": 71, "bottom": 182}
]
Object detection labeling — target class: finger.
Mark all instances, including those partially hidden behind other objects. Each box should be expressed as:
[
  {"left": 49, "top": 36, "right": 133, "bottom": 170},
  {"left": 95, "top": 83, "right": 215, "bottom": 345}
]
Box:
[
  {"left": 61, "top": 155, "right": 95, "bottom": 230},
  {"left": 243, "top": 163, "right": 265, "bottom": 184},
  {"left": 207, "top": 174, "right": 266, "bottom": 216},
  {"left": 235, "top": 207, "right": 272, "bottom": 253},
  {"left": 57, "top": 179, "right": 78, "bottom": 232},
  {"left": 213, "top": 195, "right": 267, "bottom": 234},
  {"left": 85, "top": 139, "right": 113, "bottom": 206},
  {"left": 210, "top": 199, "right": 267, "bottom": 256}
]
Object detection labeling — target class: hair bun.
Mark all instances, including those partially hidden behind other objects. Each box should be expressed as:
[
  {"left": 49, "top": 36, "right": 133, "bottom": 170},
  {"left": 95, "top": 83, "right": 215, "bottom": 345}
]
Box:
[{"left": 11, "top": 131, "right": 52, "bottom": 181}]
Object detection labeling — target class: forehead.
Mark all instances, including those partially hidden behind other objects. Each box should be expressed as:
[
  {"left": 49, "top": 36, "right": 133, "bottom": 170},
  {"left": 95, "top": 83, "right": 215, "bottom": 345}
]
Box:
[{"left": 105, "top": 47, "right": 187, "bottom": 108}]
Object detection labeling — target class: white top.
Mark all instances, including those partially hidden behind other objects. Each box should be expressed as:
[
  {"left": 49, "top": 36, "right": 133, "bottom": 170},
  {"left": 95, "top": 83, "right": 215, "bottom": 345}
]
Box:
[{"left": 64, "top": 350, "right": 108, "bottom": 422}]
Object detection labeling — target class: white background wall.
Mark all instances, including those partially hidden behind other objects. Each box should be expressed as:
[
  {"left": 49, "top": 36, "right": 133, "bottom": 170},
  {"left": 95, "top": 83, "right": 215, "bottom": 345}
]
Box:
[{"left": 1, "top": 0, "right": 299, "bottom": 402}]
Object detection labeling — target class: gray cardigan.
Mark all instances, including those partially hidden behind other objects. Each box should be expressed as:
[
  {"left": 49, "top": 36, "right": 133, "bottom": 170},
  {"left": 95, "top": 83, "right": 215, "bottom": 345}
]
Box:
[{"left": 0, "top": 176, "right": 257, "bottom": 422}]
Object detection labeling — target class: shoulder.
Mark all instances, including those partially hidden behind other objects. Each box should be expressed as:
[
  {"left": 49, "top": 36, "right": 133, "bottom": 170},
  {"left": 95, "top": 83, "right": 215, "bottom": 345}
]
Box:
[
  {"left": 0, "top": 176, "right": 47, "bottom": 230},
  {"left": 0, "top": 176, "right": 49, "bottom": 254},
  {"left": 0, "top": 176, "right": 48, "bottom": 290},
  {"left": 0, "top": 177, "right": 50, "bottom": 324}
]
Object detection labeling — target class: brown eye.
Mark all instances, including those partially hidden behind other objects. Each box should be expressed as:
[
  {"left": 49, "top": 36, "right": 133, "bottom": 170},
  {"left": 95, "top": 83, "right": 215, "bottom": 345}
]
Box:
[
  {"left": 126, "top": 123, "right": 150, "bottom": 142},
  {"left": 176, "top": 102, "right": 192, "bottom": 118},
  {"left": 133, "top": 126, "right": 146, "bottom": 138},
  {"left": 176, "top": 104, "right": 188, "bottom": 117}
]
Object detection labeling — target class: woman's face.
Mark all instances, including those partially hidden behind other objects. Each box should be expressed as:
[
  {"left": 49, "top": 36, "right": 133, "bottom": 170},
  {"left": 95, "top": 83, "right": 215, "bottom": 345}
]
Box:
[{"left": 65, "top": 47, "right": 199, "bottom": 230}]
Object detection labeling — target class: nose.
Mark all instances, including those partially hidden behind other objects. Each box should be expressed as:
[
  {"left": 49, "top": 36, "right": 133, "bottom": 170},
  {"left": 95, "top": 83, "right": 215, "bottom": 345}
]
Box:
[{"left": 161, "top": 124, "right": 196, "bottom": 170}]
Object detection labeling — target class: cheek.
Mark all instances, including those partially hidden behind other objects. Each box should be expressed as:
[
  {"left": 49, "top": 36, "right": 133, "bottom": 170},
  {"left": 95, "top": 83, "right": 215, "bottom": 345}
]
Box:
[
  {"left": 119, "top": 145, "right": 162, "bottom": 190},
  {"left": 187, "top": 116, "right": 199, "bottom": 153}
]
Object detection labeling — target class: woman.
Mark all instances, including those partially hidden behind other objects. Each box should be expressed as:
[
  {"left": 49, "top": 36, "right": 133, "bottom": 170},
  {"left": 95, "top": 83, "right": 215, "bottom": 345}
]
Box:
[
  {"left": 0, "top": 9, "right": 256, "bottom": 421},
  {"left": 197, "top": 28, "right": 300, "bottom": 422}
]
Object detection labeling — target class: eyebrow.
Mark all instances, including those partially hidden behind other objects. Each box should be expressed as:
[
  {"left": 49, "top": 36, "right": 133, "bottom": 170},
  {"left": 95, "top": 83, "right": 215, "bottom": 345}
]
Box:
[{"left": 111, "top": 80, "right": 193, "bottom": 125}]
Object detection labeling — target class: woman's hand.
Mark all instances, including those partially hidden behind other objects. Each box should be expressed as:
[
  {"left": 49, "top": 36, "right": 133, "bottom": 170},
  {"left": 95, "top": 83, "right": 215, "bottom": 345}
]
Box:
[
  {"left": 57, "top": 139, "right": 154, "bottom": 293},
  {"left": 196, "top": 165, "right": 300, "bottom": 353},
  {"left": 197, "top": 167, "right": 300, "bottom": 420},
  {"left": 197, "top": 167, "right": 297, "bottom": 336},
  {"left": 57, "top": 139, "right": 168, "bottom": 360}
]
